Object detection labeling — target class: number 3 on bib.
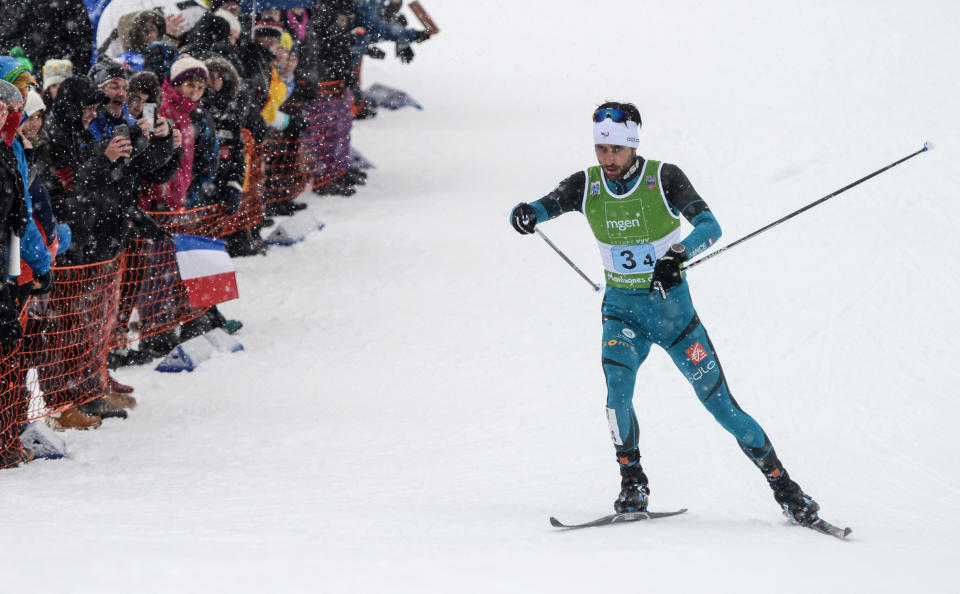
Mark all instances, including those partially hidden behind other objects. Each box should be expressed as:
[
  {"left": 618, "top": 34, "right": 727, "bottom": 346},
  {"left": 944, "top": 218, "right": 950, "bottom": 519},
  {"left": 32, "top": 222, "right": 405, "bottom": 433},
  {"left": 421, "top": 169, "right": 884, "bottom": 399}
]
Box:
[{"left": 611, "top": 244, "right": 656, "bottom": 274}]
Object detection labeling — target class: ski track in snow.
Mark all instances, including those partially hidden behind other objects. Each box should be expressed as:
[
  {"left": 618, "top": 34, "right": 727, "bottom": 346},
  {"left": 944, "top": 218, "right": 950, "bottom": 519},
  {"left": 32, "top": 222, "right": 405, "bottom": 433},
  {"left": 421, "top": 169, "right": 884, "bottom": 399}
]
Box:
[{"left": 2, "top": 1, "right": 960, "bottom": 592}]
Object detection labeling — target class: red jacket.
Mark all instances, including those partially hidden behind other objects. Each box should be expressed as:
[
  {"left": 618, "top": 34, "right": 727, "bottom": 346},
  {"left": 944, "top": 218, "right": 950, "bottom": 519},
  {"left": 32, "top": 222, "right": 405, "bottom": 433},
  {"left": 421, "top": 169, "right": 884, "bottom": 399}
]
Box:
[{"left": 157, "top": 79, "right": 198, "bottom": 210}]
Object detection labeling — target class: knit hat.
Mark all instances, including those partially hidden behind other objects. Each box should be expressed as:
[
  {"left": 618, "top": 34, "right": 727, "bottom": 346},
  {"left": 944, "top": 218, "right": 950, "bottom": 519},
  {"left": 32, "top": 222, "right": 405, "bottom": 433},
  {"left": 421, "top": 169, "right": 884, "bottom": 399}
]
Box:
[
  {"left": 42, "top": 59, "right": 73, "bottom": 90},
  {"left": 0, "top": 56, "right": 30, "bottom": 85},
  {"left": 254, "top": 19, "right": 283, "bottom": 38},
  {"left": 214, "top": 8, "right": 241, "bottom": 35},
  {"left": 9, "top": 47, "right": 33, "bottom": 73},
  {"left": 279, "top": 31, "right": 293, "bottom": 51},
  {"left": 0, "top": 80, "right": 21, "bottom": 106},
  {"left": 24, "top": 88, "right": 45, "bottom": 117},
  {"left": 89, "top": 56, "right": 131, "bottom": 87},
  {"left": 169, "top": 55, "right": 209, "bottom": 85}
]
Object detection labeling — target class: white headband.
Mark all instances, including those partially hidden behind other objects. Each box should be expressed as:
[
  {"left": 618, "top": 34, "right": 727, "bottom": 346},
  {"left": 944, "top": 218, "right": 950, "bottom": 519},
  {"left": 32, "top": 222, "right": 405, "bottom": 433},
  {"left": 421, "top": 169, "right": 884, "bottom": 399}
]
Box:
[{"left": 593, "top": 118, "right": 640, "bottom": 148}]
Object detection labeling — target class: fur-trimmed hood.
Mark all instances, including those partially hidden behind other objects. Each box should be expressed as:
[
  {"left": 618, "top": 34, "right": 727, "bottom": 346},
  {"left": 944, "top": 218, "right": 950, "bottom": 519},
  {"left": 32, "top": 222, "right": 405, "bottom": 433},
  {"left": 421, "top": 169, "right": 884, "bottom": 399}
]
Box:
[{"left": 120, "top": 10, "right": 166, "bottom": 55}]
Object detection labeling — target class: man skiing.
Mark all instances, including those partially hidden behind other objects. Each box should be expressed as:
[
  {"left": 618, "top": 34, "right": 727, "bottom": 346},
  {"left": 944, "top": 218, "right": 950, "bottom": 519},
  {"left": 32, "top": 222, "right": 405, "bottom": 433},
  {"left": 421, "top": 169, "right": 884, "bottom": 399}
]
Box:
[{"left": 509, "top": 102, "right": 821, "bottom": 525}]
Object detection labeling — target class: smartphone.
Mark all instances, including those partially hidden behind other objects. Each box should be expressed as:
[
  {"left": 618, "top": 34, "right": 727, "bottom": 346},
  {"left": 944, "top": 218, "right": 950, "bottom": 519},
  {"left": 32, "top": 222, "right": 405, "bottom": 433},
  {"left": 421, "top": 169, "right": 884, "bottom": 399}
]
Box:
[
  {"left": 142, "top": 103, "right": 156, "bottom": 132},
  {"left": 113, "top": 124, "right": 130, "bottom": 140}
]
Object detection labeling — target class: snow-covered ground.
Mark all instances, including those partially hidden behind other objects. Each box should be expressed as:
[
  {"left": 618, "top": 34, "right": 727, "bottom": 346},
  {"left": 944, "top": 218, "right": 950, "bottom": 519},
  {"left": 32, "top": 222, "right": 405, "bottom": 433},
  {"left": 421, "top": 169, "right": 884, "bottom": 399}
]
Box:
[{"left": 3, "top": 2, "right": 959, "bottom": 592}]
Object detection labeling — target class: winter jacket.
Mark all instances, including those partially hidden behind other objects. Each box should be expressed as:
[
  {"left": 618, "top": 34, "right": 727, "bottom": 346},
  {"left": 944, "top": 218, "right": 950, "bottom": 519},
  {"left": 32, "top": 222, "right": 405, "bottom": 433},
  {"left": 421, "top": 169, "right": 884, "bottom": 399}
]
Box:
[
  {"left": 351, "top": 0, "right": 420, "bottom": 67},
  {"left": 313, "top": 1, "right": 358, "bottom": 84},
  {"left": 41, "top": 77, "right": 168, "bottom": 264},
  {"left": 236, "top": 39, "right": 275, "bottom": 142},
  {"left": 186, "top": 105, "right": 219, "bottom": 208},
  {"left": 197, "top": 58, "right": 245, "bottom": 210},
  {"left": 0, "top": 140, "right": 29, "bottom": 278},
  {"left": 88, "top": 105, "right": 137, "bottom": 141},
  {"left": 261, "top": 66, "right": 289, "bottom": 131},
  {"left": 28, "top": 176, "right": 62, "bottom": 258},
  {"left": 284, "top": 10, "right": 322, "bottom": 102},
  {"left": 143, "top": 41, "right": 179, "bottom": 82},
  {"left": 0, "top": 138, "right": 28, "bottom": 346},
  {"left": 158, "top": 79, "right": 199, "bottom": 210},
  {"left": 23, "top": 131, "right": 67, "bottom": 261},
  {"left": 0, "top": 57, "right": 53, "bottom": 281},
  {"left": 11, "top": 139, "right": 51, "bottom": 280}
]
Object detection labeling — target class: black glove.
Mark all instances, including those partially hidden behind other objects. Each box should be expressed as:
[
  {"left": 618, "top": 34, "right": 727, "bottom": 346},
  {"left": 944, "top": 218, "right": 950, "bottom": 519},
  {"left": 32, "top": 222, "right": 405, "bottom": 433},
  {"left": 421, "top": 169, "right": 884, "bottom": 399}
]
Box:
[
  {"left": 397, "top": 43, "right": 415, "bottom": 63},
  {"left": 510, "top": 203, "right": 538, "bottom": 235},
  {"left": 649, "top": 244, "right": 687, "bottom": 299},
  {"left": 30, "top": 270, "right": 54, "bottom": 295},
  {"left": 223, "top": 185, "right": 243, "bottom": 215},
  {"left": 365, "top": 46, "right": 386, "bottom": 59},
  {"left": 0, "top": 289, "right": 22, "bottom": 350},
  {"left": 413, "top": 30, "right": 431, "bottom": 43}
]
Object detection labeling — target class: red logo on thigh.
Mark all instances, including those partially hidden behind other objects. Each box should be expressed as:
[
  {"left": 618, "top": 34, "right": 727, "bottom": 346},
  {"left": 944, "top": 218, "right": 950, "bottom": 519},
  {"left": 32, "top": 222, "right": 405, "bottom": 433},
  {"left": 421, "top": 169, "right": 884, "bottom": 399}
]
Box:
[{"left": 685, "top": 342, "right": 708, "bottom": 364}]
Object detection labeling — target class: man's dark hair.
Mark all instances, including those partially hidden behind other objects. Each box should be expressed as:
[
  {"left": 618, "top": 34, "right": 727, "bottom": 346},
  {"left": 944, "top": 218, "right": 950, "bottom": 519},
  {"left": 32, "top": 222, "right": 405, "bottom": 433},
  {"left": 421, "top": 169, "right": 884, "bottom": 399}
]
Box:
[
  {"left": 593, "top": 101, "right": 642, "bottom": 127},
  {"left": 129, "top": 71, "right": 160, "bottom": 104}
]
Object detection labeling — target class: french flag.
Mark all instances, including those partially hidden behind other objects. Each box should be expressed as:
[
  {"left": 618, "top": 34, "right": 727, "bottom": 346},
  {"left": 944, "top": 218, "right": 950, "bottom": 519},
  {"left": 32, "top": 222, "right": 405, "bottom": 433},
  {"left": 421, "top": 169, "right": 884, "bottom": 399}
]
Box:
[{"left": 173, "top": 234, "right": 239, "bottom": 309}]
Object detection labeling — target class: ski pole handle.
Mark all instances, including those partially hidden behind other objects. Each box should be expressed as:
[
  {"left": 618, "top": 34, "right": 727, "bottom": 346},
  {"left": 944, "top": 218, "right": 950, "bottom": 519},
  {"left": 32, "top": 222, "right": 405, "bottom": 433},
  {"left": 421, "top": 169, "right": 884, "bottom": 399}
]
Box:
[{"left": 534, "top": 228, "right": 602, "bottom": 292}]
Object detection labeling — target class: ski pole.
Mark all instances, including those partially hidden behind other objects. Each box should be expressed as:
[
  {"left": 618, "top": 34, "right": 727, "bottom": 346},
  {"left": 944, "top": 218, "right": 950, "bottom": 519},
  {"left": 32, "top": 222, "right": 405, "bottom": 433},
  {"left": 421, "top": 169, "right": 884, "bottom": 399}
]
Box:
[
  {"left": 535, "top": 228, "right": 602, "bottom": 292},
  {"left": 684, "top": 141, "right": 934, "bottom": 271}
]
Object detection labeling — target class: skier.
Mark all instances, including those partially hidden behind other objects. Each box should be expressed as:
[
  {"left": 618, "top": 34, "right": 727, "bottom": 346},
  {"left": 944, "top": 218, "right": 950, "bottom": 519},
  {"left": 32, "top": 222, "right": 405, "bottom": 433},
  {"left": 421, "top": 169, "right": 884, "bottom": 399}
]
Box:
[{"left": 509, "top": 102, "right": 821, "bottom": 525}]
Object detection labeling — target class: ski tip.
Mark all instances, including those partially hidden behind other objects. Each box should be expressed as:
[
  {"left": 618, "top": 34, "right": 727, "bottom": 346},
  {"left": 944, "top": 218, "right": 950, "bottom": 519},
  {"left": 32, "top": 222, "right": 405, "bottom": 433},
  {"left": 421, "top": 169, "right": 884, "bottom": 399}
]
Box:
[
  {"left": 807, "top": 517, "right": 853, "bottom": 539},
  {"left": 549, "top": 517, "right": 564, "bottom": 528},
  {"left": 923, "top": 140, "right": 935, "bottom": 152}
]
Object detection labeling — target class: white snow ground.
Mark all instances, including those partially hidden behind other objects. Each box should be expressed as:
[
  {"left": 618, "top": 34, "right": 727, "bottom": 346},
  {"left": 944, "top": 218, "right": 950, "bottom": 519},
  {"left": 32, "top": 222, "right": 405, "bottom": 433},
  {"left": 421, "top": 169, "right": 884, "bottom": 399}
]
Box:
[{"left": 3, "top": 1, "right": 960, "bottom": 592}]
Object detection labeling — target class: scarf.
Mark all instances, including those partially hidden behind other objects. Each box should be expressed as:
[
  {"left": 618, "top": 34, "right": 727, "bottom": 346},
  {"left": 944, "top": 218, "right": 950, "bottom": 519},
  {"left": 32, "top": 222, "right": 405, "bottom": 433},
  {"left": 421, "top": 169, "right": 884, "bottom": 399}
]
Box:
[{"left": 0, "top": 112, "right": 21, "bottom": 146}]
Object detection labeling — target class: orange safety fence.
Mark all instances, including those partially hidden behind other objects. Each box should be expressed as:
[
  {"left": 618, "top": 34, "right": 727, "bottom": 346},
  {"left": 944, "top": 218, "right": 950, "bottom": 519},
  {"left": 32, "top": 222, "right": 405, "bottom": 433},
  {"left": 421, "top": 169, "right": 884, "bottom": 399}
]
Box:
[
  {"left": 111, "top": 238, "right": 204, "bottom": 348},
  {"left": 134, "top": 132, "right": 266, "bottom": 241},
  {"left": 0, "top": 344, "right": 24, "bottom": 468},
  {"left": 20, "top": 258, "right": 122, "bottom": 421},
  {"left": 0, "top": 81, "right": 356, "bottom": 451},
  {"left": 303, "top": 81, "right": 354, "bottom": 190},
  {"left": 263, "top": 126, "right": 309, "bottom": 206}
]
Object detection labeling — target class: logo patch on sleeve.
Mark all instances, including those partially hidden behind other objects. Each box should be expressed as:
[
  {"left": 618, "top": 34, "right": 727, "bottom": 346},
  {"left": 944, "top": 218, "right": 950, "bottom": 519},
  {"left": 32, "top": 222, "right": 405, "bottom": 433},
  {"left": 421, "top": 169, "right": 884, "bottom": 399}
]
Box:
[
  {"left": 685, "top": 342, "right": 709, "bottom": 364},
  {"left": 590, "top": 181, "right": 602, "bottom": 195}
]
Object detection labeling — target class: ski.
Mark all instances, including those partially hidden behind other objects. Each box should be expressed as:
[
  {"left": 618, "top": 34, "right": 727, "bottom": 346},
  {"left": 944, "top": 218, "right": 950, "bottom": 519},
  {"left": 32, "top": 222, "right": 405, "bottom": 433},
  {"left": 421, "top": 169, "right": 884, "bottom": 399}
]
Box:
[
  {"left": 805, "top": 517, "right": 852, "bottom": 539},
  {"left": 550, "top": 509, "right": 688, "bottom": 530}
]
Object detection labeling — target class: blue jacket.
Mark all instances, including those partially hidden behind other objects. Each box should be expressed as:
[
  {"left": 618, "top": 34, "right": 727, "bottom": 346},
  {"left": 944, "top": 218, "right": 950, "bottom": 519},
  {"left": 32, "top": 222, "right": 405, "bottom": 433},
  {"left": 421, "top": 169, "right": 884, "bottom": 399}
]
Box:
[
  {"left": 88, "top": 106, "right": 138, "bottom": 142},
  {"left": 0, "top": 56, "right": 52, "bottom": 277},
  {"left": 116, "top": 51, "right": 145, "bottom": 72},
  {"left": 13, "top": 139, "right": 51, "bottom": 277},
  {"left": 352, "top": 0, "right": 419, "bottom": 66},
  {"left": 29, "top": 176, "right": 70, "bottom": 256}
]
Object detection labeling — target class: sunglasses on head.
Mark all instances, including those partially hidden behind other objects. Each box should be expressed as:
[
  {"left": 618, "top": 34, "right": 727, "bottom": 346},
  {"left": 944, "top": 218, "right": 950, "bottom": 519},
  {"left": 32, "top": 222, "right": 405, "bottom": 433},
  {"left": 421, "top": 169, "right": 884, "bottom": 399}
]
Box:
[{"left": 592, "top": 107, "right": 629, "bottom": 123}]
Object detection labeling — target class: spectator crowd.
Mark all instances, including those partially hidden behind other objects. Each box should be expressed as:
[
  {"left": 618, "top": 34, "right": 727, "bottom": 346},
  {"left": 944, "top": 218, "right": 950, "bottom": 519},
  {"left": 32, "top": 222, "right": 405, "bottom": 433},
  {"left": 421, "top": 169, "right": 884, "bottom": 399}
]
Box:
[{"left": 0, "top": 0, "right": 432, "bottom": 467}]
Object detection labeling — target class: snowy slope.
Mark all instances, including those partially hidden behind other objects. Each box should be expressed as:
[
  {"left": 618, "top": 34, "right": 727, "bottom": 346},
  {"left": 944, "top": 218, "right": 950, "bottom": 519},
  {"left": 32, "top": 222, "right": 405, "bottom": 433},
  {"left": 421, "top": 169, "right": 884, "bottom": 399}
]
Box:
[{"left": 2, "top": 2, "right": 959, "bottom": 592}]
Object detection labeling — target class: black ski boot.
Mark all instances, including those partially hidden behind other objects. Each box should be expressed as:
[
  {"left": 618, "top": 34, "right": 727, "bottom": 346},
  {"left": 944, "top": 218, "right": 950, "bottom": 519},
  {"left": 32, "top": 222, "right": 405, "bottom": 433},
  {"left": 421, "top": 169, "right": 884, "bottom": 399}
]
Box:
[
  {"left": 614, "top": 451, "right": 650, "bottom": 513},
  {"left": 767, "top": 468, "right": 820, "bottom": 524}
]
